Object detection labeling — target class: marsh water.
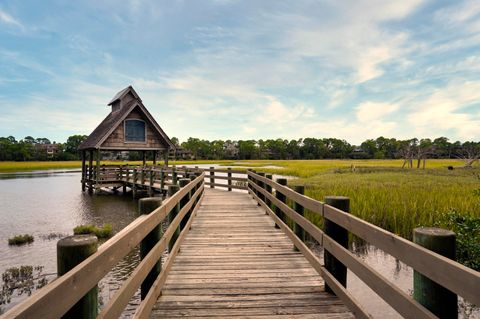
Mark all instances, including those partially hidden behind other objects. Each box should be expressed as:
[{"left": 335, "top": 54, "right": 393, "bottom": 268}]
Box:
[{"left": 0, "top": 168, "right": 477, "bottom": 318}]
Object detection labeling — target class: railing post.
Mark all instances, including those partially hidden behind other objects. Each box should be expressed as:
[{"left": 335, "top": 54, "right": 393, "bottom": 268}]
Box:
[
  {"left": 167, "top": 185, "right": 180, "bottom": 251},
  {"left": 160, "top": 168, "right": 165, "bottom": 190},
  {"left": 274, "top": 178, "right": 287, "bottom": 228},
  {"left": 324, "top": 196, "right": 349, "bottom": 294},
  {"left": 413, "top": 227, "right": 457, "bottom": 318},
  {"left": 293, "top": 185, "right": 305, "bottom": 250},
  {"left": 172, "top": 166, "right": 178, "bottom": 185},
  {"left": 227, "top": 167, "right": 232, "bottom": 191},
  {"left": 209, "top": 167, "right": 214, "bottom": 188},
  {"left": 257, "top": 172, "right": 265, "bottom": 206},
  {"left": 148, "top": 167, "right": 154, "bottom": 197},
  {"left": 138, "top": 197, "right": 163, "bottom": 300},
  {"left": 132, "top": 167, "right": 138, "bottom": 198},
  {"left": 178, "top": 179, "right": 190, "bottom": 230},
  {"left": 251, "top": 170, "right": 257, "bottom": 196},
  {"left": 140, "top": 166, "right": 145, "bottom": 185},
  {"left": 265, "top": 174, "right": 273, "bottom": 212},
  {"left": 57, "top": 235, "right": 98, "bottom": 319}
]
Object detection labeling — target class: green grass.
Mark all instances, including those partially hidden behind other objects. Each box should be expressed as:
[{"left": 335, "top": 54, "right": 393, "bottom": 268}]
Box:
[
  {"left": 8, "top": 234, "right": 34, "bottom": 245},
  {"left": 73, "top": 224, "right": 113, "bottom": 238},
  {"left": 0, "top": 160, "right": 239, "bottom": 173}
]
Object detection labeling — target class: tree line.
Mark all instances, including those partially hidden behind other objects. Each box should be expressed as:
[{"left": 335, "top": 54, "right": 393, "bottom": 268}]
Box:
[
  {"left": 1, "top": 135, "right": 479, "bottom": 166},
  {"left": 175, "top": 136, "right": 480, "bottom": 167},
  {"left": 0, "top": 135, "right": 87, "bottom": 161}
]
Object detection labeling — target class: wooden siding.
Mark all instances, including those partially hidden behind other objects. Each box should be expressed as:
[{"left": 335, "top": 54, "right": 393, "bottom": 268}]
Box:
[{"left": 101, "top": 107, "right": 167, "bottom": 150}]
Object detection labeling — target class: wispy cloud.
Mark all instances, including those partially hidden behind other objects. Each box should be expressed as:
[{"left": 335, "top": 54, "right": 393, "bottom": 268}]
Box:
[{"left": 0, "top": 9, "right": 23, "bottom": 29}]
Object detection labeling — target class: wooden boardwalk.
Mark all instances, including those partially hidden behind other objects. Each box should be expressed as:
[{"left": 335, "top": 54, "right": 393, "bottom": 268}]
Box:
[{"left": 151, "top": 188, "right": 353, "bottom": 318}]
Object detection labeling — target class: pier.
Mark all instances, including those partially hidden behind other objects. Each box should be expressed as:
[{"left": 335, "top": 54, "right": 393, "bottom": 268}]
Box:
[{"left": 3, "top": 168, "right": 479, "bottom": 319}]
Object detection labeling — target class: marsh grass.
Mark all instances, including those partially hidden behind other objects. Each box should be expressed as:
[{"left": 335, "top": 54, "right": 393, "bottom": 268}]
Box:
[
  {"left": 73, "top": 224, "right": 113, "bottom": 238},
  {"left": 7, "top": 235, "right": 34, "bottom": 246}
]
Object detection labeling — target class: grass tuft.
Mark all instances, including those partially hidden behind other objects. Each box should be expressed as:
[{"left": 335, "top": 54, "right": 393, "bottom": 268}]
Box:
[
  {"left": 73, "top": 224, "right": 113, "bottom": 238},
  {"left": 8, "top": 234, "right": 34, "bottom": 246}
]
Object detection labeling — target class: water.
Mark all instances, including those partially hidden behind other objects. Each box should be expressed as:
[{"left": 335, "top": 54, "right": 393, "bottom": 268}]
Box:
[
  {"left": 0, "top": 171, "right": 140, "bottom": 315},
  {"left": 0, "top": 169, "right": 477, "bottom": 318}
]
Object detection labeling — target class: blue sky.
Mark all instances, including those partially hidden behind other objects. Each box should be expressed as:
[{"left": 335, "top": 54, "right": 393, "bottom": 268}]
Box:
[{"left": 0, "top": 0, "right": 479, "bottom": 144}]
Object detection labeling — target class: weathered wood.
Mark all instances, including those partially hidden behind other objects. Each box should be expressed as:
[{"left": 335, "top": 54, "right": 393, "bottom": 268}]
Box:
[
  {"left": 248, "top": 189, "right": 367, "bottom": 319},
  {"left": 138, "top": 197, "right": 163, "bottom": 300},
  {"left": 413, "top": 227, "right": 457, "bottom": 319},
  {"left": 81, "top": 151, "right": 86, "bottom": 191},
  {"left": 293, "top": 185, "right": 305, "bottom": 246},
  {"left": 100, "top": 185, "right": 203, "bottom": 319},
  {"left": 324, "top": 196, "right": 349, "bottom": 294},
  {"left": 2, "top": 174, "right": 204, "bottom": 319},
  {"left": 274, "top": 178, "right": 287, "bottom": 228},
  {"left": 57, "top": 235, "right": 98, "bottom": 319},
  {"left": 227, "top": 167, "right": 232, "bottom": 191},
  {"left": 323, "top": 205, "right": 480, "bottom": 306},
  {"left": 134, "top": 188, "right": 204, "bottom": 319},
  {"left": 151, "top": 189, "right": 352, "bottom": 319},
  {"left": 248, "top": 171, "right": 323, "bottom": 213},
  {"left": 204, "top": 182, "right": 247, "bottom": 190},
  {"left": 167, "top": 184, "right": 180, "bottom": 251},
  {"left": 209, "top": 166, "right": 215, "bottom": 188}
]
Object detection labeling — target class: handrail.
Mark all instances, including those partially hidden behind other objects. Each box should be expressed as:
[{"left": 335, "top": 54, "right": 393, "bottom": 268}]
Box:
[
  {"left": 247, "top": 171, "right": 480, "bottom": 316},
  {"left": 2, "top": 173, "right": 205, "bottom": 319}
]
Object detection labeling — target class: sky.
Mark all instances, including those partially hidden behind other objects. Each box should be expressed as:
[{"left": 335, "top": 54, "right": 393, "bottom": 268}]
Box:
[{"left": 0, "top": 0, "right": 479, "bottom": 145}]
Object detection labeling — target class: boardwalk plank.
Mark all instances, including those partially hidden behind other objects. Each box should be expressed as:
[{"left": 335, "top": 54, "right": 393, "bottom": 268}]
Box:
[{"left": 150, "top": 188, "right": 352, "bottom": 318}]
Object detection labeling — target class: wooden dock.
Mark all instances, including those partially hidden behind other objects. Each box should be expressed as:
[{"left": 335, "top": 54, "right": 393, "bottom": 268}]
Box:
[
  {"left": 152, "top": 189, "right": 352, "bottom": 318},
  {"left": 4, "top": 168, "right": 480, "bottom": 319}
]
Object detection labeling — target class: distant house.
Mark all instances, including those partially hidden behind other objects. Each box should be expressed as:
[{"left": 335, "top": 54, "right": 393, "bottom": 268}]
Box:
[
  {"left": 34, "top": 143, "right": 60, "bottom": 158},
  {"left": 170, "top": 147, "right": 194, "bottom": 160}
]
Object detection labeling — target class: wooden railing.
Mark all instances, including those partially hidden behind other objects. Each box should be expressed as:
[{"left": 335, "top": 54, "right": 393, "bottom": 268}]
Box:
[
  {"left": 3, "top": 173, "right": 205, "bottom": 319},
  {"left": 247, "top": 171, "right": 480, "bottom": 319},
  {"left": 83, "top": 164, "right": 248, "bottom": 193}
]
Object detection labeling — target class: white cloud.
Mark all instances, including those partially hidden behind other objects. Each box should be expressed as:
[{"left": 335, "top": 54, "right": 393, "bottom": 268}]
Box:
[
  {"left": 356, "top": 102, "right": 400, "bottom": 123},
  {"left": 0, "top": 10, "right": 23, "bottom": 29},
  {"left": 407, "top": 81, "right": 480, "bottom": 139}
]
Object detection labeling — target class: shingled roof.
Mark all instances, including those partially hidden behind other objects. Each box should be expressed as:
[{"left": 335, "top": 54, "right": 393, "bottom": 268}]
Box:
[{"left": 79, "top": 86, "right": 174, "bottom": 151}]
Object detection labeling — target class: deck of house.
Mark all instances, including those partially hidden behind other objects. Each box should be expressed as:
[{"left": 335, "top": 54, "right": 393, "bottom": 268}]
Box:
[{"left": 151, "top": 189, "right": 352, "bottom": 318}]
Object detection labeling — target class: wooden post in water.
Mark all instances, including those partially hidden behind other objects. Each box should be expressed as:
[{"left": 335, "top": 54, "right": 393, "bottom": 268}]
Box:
[
  {"left": 148, "top": 167, "right": 154, "bottom": 197},
  {"left": 160, "top": 168, "right": 165, "bottom": 190},
  {"left": 178, "top": 179, "right": 190, "bottom": 230},
  {"left": 227, "top": 167, "right": 232, "bottom": 191},
  {"left": 81, "top": 151, "right": 86, "bottom": 191},
  {"left": 293, "top": 185, "right": 305, "bottom": 251},
  {"left": 209, "top": 167, "right": 214, "bottom": 188},
  {"left": 132, "top": 167, "right": 138, "bottom": 198},
  {"left": 88, "top": 150, "right": 93, "bottom": 193},
  {"left": 95, "top": 150, "right": 100, "bottom": 192},
  {"left": 57, "top": 235, "right": 98, "bottom": 319},
  {"left": 122, "top": 165, "right": 127, "bottom": 193},
  {"left": 167, "top": 185, "right": 180, "bottom": 251},
  {"left": 138, "top": 197, "right": 163, "bottom": 300},
  {"left": 274, "top": 178, "right": 287, "bottom": 228},
  {"left": 413, "top": 227, "right": 457, "bottom": 318},
  {"left": 324, "top": 196, "right": 349, "bottom": 294},
  {"left": 172, "top": 166, "right": 178, "bottom": 185}
]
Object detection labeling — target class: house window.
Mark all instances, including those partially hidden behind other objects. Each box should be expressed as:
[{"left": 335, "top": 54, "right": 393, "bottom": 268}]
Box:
[{"left": 125, "top": 119, "right": 146, "bottom": 142}]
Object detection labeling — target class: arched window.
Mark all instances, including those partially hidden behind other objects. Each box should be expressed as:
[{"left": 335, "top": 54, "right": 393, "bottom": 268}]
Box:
[{"left": 125, "top": 119, "right": 146, "bottom": 142}]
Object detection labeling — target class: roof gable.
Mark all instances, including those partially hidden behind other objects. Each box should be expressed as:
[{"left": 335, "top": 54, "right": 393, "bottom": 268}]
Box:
[
  {"left": 79, "top": 87, "right": 174, "bottom": 151},
  {"left": 108, "top": 86, "right": 141, "bottom": 106}
]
